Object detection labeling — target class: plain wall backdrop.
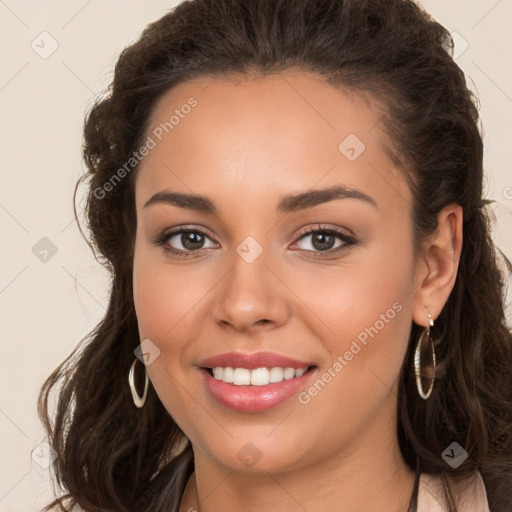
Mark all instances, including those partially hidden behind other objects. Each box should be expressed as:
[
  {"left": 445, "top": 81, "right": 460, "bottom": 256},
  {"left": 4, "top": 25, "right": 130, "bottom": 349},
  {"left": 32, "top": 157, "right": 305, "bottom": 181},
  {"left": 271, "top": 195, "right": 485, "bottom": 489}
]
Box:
[{"left": 1, "top": 1, "right": 511, "bottom": 510}]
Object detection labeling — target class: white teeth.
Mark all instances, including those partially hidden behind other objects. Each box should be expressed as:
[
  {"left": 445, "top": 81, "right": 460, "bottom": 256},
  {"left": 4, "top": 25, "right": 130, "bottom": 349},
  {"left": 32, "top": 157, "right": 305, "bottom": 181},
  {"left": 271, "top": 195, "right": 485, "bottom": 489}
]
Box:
[
  {"left": 295, "top": 367, "right": 306, "bottom": 377},
  {"left": 222, "top": 366, "right": 234, "bottom": 383},
  {"left": 233, "top": 368, "right": 251, "bottom": 385},
  {"left": 210, "top": 366, "right": 310, "bottom": 386},
  {"left": 250, "top": 367, "right": 269, "bottom": 386},
  {"left": 283, "top": 368, "right": 295, "bottom": 380},
  {"left": 269, "top": 367, "right": 284, "bottom": 383}
]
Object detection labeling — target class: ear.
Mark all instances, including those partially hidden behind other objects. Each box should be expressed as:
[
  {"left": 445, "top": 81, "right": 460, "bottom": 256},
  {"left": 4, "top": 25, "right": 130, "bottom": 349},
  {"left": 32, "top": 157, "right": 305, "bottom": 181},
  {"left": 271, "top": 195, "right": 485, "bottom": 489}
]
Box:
[{"left": 412, "top": 203, "right": 463, "bottom": 326}]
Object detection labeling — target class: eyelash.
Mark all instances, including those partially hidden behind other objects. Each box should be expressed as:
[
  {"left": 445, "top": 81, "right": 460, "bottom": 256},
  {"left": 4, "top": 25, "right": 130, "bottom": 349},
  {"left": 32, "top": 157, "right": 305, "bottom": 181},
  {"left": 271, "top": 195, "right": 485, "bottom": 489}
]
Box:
[{"left": 152, "top": 224, "right": 358, "bottom": 259}]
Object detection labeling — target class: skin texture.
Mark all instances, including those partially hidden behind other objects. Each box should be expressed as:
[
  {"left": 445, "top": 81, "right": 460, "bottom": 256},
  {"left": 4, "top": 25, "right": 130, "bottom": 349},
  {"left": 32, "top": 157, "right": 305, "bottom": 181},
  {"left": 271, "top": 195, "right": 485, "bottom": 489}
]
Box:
[{"left": 132, "top": 71, "right": 463, "bottom": 512}]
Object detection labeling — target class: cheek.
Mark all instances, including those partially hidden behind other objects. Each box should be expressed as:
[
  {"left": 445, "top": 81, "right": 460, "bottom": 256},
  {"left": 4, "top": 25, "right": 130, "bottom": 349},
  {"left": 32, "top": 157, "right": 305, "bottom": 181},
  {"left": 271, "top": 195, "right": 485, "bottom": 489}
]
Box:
[
  {"left": 294, "top": 228, "right": 414, "bottom": 340},
  {"left": 300, "top": 234, "right": 415, "bottom": 395},
  {"left": 133, "top": 243, "right": 205, "bottom": 340},
  {"left": 295, "top": 273, "right": 413, "bottom": 446},
  {"left": 132, "top": 249, "right": 203, "bottom": 427},
  {"left": 133, "top": 260, "right": 168, "bottom": 339},
  {"left": 132, "top": 246, "right": 210, "bottom": 396}
]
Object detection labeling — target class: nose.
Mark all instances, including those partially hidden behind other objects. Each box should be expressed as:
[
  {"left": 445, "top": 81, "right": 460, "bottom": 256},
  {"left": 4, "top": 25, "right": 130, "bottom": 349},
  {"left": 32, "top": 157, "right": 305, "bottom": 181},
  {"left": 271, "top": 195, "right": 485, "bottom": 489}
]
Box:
[{"left": 210, "top": 246, "right": 290, "bottom": 334}]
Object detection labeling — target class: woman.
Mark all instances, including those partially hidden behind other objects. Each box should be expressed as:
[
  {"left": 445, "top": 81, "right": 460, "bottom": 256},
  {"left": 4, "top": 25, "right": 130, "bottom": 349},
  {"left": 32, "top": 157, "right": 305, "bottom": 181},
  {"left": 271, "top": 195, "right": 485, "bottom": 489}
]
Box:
[{"left": 39, "top": 0, "right": 512, "bottom": 511}]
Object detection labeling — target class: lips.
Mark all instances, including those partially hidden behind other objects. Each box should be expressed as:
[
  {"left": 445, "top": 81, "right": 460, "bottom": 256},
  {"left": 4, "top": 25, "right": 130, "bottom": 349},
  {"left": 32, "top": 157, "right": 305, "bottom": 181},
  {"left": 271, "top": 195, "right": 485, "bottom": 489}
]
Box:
[
  {"left": 197, "top": 351, "right": 318, "bottom": 412},
  {"left": 198, "top": 351, "right": 315, "bottom": 370}
]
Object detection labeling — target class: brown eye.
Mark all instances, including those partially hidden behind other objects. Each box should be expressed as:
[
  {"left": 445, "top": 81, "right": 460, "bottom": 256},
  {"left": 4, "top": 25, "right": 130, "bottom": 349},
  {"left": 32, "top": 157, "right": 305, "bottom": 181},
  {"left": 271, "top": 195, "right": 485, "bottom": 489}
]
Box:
[
  {"left": 292, "top": 226, "right": 357, "bottom": 256},
  {"left": 154, "top": 228, "right": 218, "bottom": 257},
  {"left": 177, "top": 231, "right": 206, "bottom": 251}
]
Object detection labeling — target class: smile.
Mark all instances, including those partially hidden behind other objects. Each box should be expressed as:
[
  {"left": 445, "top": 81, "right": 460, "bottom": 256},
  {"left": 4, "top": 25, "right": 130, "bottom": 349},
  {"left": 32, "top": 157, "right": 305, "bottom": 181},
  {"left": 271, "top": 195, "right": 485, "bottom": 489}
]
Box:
[
  {"left": 199, "top": 365, "right": 317, "bottom": 412},
  {"left": 207, "top": 366, "right": 311, "bottom": 385}
]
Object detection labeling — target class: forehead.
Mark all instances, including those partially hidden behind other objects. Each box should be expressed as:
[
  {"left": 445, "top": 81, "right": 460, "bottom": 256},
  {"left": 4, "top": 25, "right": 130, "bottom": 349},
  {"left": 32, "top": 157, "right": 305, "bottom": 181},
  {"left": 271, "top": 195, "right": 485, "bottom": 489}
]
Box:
[{"left": 134, "top": 71, "right": 410, "bottom": 213}]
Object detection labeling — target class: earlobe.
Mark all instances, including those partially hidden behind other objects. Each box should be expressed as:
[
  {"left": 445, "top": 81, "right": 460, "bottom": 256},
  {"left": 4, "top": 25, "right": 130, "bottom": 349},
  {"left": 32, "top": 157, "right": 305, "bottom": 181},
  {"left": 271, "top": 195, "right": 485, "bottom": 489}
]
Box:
[{"left": 412, "top": 203, "right": 463, "bottom": 326}]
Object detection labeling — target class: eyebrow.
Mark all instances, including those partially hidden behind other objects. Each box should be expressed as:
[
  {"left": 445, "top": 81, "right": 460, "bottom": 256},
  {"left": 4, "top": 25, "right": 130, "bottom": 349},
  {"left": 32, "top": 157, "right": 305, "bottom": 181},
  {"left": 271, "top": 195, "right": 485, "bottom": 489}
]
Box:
[{"left": 143, "top": 185, "right": 378, "bottom": 214}]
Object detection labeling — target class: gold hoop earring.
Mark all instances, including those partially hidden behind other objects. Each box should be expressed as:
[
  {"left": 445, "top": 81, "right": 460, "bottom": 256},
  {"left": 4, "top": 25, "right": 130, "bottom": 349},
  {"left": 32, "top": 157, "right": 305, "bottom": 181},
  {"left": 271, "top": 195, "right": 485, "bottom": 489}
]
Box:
[
  {"left": 414, "top": 312, "right": 436, "bottom": 400},
  {"left": 129, "top": 358, "right": 149, "bottom": 408}
]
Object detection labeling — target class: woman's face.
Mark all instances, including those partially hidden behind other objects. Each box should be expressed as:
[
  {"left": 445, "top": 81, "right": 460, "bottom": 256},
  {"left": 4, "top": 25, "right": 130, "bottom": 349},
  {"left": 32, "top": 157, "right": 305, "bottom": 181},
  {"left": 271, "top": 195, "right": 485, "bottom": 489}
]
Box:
[{"left": 132, "top": 71, "right": 422, "bottom": 473}]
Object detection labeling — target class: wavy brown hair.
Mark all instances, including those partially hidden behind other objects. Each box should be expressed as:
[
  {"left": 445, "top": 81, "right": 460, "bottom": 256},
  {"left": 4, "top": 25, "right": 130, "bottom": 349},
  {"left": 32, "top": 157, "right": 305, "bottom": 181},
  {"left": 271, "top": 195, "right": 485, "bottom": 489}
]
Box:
[{"left": 38, "top": 0, "right": 512, "bottom": 510}]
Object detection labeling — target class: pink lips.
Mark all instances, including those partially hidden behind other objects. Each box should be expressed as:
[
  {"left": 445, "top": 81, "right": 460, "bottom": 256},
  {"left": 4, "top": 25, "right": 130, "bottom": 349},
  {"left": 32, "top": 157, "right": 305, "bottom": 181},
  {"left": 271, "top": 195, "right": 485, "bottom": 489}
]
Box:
[
  {"left": 197, "top": 351, "right": 317, "bottom": 413},
  {"left": 198, "top": 351, "right": 314, "bottom": 370}
]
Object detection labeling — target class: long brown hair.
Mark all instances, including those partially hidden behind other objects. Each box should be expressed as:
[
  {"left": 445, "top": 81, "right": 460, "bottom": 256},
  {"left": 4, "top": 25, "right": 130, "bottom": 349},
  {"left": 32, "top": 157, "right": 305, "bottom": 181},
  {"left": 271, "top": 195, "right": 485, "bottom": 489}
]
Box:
[{"left": 39, "top": 0, "right": 512, "bottom": 510}]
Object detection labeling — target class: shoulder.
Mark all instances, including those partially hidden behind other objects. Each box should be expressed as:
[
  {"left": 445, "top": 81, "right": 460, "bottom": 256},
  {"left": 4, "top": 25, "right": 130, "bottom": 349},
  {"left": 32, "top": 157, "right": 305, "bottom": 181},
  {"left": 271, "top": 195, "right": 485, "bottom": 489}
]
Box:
[{"left": 418, "top": 471, "right": 490, "bottom": 512}]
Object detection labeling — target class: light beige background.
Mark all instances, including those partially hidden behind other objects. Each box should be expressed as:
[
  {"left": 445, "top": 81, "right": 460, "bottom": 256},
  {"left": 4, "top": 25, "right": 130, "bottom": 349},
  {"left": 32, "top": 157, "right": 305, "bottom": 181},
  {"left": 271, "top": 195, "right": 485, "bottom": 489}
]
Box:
[{"left": 1, "top": 1, "right": 511, "bottom": 510}]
